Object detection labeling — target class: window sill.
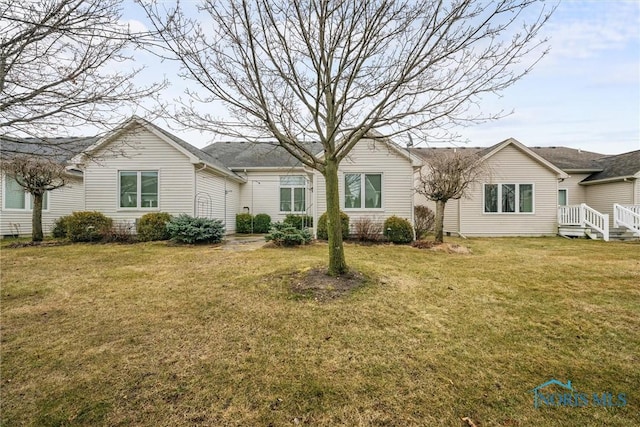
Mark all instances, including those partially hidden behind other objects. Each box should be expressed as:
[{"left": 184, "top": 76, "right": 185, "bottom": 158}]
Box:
[{"left": 482, "top": 212, "right": 536, "bottom": 215}]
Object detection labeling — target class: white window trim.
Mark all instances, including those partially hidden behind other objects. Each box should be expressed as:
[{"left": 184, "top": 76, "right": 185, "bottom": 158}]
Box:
[
  {"left": 279, "top": 175, "right": 307, "bottom": 213},
  {"left": 483, "top": 183, "right": 535, "bottom": 214},
  {"left": 558, "top": 188, "right": 568, "bottom": 206},
  {"left": 117, "top": 170, "right": 160, "bottom": 211},
  {"left": 343, "top": 172, "right": 384, "bottom": 211},
  {"left": 2, "top": 173, "right": 51, "bottom": 212}
]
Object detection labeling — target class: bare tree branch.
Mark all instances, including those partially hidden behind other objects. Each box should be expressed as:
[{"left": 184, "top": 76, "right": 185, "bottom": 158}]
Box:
[
  {"left": 416, "top": 149, "right": 490, "bottom": 243},
  {"left": 2, "top": 155, "right": 70, "bottom": 241},
  {"left": 0, "top": 0, "right": 166, "bottom": 150}
]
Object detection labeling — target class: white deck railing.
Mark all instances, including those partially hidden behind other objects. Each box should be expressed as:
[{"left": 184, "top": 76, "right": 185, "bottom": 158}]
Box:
[
  {"left": 558, "top": 203, "right": 609, "bottom": 241},
  {"left": 613, "top": 204, "right": 640, "bottom": 235}
]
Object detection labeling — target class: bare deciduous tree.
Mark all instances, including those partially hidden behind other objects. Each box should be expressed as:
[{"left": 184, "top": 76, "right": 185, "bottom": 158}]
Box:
[
  {"left": 2, "top": 155, "right": 70, "bottom": 242},
  {"left": 140, "top": 0, "right": 553, "bottom": 275},
  {"left": 416, "top": 149, "right": 489, "bottom": 243},
  {"left": 0, "top": 0, "right": 164, "bottom": 156}
]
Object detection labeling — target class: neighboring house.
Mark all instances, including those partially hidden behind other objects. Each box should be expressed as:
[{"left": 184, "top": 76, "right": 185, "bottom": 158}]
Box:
[
  {"left": 0, "top": 137, "right": 96, "bottom": 237},
  {"left": 1, "top": 118, "right": 638, "bottom": 240},
  {"left": 413, "top": 139, "right": 640, "bottom": 239},
  {"left": 1, "top": 117, "right": 420, "bottom": 237}
]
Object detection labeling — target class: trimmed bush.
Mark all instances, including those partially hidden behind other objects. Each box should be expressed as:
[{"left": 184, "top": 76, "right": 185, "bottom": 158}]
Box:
[
  {"left": 317, "top": 211, "right": 349, "bottom": 240},
  {"left": 284, "top": 214, "right": 313, "bottom": 230},
  {"left": 51, "top": 215, "right": 71, "bottom": 238},
  {"left": 383, "top": 215, "right": 414, "bottom": 244},
  {"left": 253, "top": 213, "right": 271, "bottom": 233},
  {"left": 414, "top": 205, "right": 435, "bottom": 239},
  {"left": 166, "top": 214, "right": 225, "bottom": 244},
  {"left": 265, "top": 222, "right": 312, "bottom": 246},
  {"left": 66, "top": 211, "right": 113, "bottom": 242},
  {"left": 137, "top": 212, "right": 172, "bottom": 241},
  {"left": 236, "top": 213, "right": 253, "bottom": 234}
]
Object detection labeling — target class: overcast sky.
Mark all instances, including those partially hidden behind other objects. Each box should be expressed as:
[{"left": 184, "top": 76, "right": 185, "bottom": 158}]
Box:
[{"left": 124, "top": 1, "right": 640, "bottom": 155}]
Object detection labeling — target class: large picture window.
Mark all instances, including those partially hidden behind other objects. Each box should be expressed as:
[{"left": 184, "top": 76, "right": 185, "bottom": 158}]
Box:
[
  {"left": 3, "top": 175, "right": 48, "bottom": 210},
  {"left": 344, "top": 173, "right": 382, "bottom": 209},
  {"left": 279, "top": 176, "right": 306, "bottom": 212},
  {"left": 484, "top": 183, "right": 533, "bottom": 213},
  {"left": 119, "top": 171, "right": 158, "bottom": 208}
]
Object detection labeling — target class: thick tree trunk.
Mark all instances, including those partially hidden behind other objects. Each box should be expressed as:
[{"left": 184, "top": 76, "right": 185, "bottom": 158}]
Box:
[
  {"left": 32, "top": 193, "right": 44, "bottom": 242},
  {"left": 323, "top": 158, "right": 348, "bottom": 276},
  {"left": 434, "top": 199, "right": 446, "bottom": 244}
]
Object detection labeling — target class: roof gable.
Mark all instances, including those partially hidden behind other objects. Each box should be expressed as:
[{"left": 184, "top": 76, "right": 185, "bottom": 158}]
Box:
[
  {"left": 481, "top": 138, "right": 569, "bottom": 178},
  {"left": 71, "top": 117, "right": 245, "bottom": 182}
]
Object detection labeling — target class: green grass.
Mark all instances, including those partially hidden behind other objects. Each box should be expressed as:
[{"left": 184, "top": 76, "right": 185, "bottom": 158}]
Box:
[{"left": 1, "top": 238, "right": 639, "bottom": 426}]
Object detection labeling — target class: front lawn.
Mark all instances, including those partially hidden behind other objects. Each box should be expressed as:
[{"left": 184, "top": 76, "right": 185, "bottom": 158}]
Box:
[{"left": 1, "top": 238, "right": 638, "bottom": 426}]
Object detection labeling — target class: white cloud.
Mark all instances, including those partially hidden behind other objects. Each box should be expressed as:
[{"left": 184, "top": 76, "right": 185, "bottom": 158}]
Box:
[{"left": 544, "top": 2, "right": 639, "bottom": 61}]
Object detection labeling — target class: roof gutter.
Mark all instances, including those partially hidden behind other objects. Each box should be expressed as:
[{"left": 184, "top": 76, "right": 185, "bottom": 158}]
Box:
[{"left": 580, "top": 175, "right": 637, "bottom": 185}]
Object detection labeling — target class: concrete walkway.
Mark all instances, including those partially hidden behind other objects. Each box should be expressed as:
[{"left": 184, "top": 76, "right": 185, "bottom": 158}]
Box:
[{"left": 222, "top": 235, "right": 268, "bottom": 251}]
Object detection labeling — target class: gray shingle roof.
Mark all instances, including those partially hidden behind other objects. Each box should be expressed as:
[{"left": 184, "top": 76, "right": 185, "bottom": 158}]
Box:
[
  {"left": 412, "top": 143, "right": 639, "bottom": 183},
  {"left": 202, "top": 141, "right": 320, "bottom": 168},
  {"left": 582, "top": 150, "right": 640, "bottom": 182},
  {"left": 529, "top": 147, "right": 605, "bottom": 170},
  {"left": 0, "top": 136, "right": 98, "bottom": 163}
]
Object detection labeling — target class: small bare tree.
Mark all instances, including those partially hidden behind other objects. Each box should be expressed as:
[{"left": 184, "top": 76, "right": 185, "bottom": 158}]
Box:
[
  {"left": 416, "top": 150, "right": 488, "bottom": 243},
  {"left": 2, "top": 156, "right": 69, "bottom": 242},
  {"left": 0, "top": 0, "right": 164, "bottom": 156},
  {"left": 140, "top": 0, "right": 553, "bottom": 275}
]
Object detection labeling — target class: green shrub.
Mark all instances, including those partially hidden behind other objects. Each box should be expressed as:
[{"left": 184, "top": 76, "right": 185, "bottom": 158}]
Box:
[
  {"left": 265, "top": 222, "right": 312, "bottom": 246},
  {"left": 51, "top": 215, "right": 71, "bottom": 238},
  {"left": 284, "top": 214, "right": 313, "bottom": 230},
  {"left": 137, "top": 212, "right": 172, "bottom": 241},
  {"left": 66, "top": 211, "right": 113, "bottom": 242},
  {"left": 383, "top": 215, "right": 414, "bottom": 244},
  {"left": 166, "top": 214, "right": 225, "bottom": 244},
  {"left": 414, "top": 205, "right": 435, "bottom": 239},
  {"left": 236, "top": 213, "right": 253, "bottom": 234},
  {"left": 253, "top": 213, "right": 271, "bottom": 233},
  {"left": 317, "top": 211, "right": 349, "bottom": 240}
]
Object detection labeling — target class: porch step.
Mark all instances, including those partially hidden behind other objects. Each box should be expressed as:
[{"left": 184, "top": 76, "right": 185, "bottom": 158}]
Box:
[
  {"left": 609, "top": 227, "right": 640, "bottom": 241},
  {"left": 559, "top": 226, "right": 639, "bottom": 241}
]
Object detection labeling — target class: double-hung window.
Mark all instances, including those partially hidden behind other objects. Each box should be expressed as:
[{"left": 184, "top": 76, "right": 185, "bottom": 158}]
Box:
[
  {"left": 484, "top": 183, "right": 533, "bottom": 213},
  {"left": 3, "top": 175, "right": 48, "bottom": 210},
  {"left": 344, "top": 173, "right": 382, "bottom": 209},
  {"left": 119, "top": 171, "right": 158, "bottom": 209},
  {"left": 279, "top": 176, "right": 306, "bottom": 212}
]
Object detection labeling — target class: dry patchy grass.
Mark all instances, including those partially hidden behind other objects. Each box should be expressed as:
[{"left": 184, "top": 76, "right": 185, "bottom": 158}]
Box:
[{"left": 1, "top": 238, "right": 639, "bottom": 426}]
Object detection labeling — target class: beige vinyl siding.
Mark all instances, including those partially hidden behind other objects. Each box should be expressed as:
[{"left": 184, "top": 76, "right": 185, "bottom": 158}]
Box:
[
  {"left": 560, "top": 173, "right": 591, "bottom": 205},
  {"left": 0, "top": 174, "right": 84, "bottom": 237},
  {"left": 238, "top": 170, "right": 313, "bottom": 223},
  {"left": 460, "top": 144, "right": 559, "bottom": 236},
  {"left": 635, "top": 180, "right": 640, "bottom": 204},
  {"left": 83, "top": 127, "right": 195, "bottom": 224},
  {"left": 584, "top": 180, "right": 634, "bottom": 226},
  {"left": 195, "top": 169, "right": 240, "bottom": 234},
  {"left": 315, "top": 139, "right": 414, "bottom": 234}
]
